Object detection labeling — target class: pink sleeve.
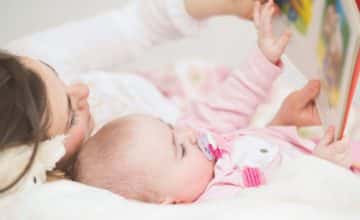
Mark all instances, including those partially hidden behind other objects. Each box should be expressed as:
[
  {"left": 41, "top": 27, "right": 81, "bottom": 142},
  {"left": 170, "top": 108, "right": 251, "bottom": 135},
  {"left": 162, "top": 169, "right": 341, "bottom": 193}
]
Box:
[
  {"left": 181, "top": 48, "right": 282, "bottom": 134},
  {"left": 197, "top": 161, "right": 266, "bottom": 202}
]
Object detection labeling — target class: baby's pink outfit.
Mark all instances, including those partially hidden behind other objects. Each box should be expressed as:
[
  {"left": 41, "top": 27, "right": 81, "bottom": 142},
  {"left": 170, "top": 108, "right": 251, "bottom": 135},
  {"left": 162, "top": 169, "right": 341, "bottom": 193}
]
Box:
[{"left": 165, "top": 48, "right": 360, "bottom": 202}]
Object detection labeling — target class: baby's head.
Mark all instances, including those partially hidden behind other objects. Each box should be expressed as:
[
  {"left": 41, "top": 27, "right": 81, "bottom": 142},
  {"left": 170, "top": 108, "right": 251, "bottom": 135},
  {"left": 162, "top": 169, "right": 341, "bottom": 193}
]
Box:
[{"left": 73, "top": 114, "right": 214, "bottom": 204}]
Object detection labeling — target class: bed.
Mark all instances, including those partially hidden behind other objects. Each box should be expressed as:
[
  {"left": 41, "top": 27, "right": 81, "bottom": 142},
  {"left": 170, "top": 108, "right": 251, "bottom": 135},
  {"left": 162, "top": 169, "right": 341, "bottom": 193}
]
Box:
[{"left": 0, "top": 11, "right": 360, "bottom": 220}]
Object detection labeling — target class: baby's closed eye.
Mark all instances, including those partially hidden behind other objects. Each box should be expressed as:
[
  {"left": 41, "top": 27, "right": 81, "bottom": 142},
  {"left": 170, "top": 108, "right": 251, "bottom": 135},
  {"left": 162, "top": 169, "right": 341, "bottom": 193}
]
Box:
[{"left": 180, "top": 144, "right": 187, "bottom": 158}]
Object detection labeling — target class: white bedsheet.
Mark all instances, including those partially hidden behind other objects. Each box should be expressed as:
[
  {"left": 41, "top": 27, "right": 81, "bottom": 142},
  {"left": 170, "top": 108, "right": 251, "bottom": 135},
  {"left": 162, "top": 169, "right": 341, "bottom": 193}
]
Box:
[{"left": 1, "top": 156, "right": 359, "bottom": 220}]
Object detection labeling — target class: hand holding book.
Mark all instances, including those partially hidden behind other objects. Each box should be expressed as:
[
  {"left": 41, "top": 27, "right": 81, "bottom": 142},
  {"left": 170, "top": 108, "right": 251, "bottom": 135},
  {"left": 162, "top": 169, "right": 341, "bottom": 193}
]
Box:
[
  {"left": 273, "top": 0, "right": 359, "bottom": 140},
  {"left": 270, "top": 80, "right": 322, "bottom": 127}
]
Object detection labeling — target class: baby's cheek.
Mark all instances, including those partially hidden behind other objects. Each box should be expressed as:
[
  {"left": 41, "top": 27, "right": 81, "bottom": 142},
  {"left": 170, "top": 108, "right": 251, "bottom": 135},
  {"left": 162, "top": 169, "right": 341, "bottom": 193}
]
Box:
[{"left": 188, "top": 156, "right": 213, "bottom": 198}]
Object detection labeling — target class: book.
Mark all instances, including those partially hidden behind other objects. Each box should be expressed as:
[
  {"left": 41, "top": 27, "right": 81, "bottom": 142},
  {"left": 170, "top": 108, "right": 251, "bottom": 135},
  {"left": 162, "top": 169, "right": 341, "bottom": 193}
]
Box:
[
  {"left": 274, "top": 0, "right": 360, "bottom": 140},
  {"left": 341, "top": 51, "right": 359, "bottom": 139}
]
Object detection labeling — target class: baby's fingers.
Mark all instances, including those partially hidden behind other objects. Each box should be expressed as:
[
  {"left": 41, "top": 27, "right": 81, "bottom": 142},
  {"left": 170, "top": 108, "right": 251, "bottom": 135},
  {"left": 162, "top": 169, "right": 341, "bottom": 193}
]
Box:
[
  {"left": 334, "top": 143, "right": 352, "bottom": 168},
  {"left": 333, "top": 138, "right": 351, "bottom": 154},
  {"left": 318, "top": 127, "right": 335, "bottom": 147},
  {"left": 254, "top": 1, "right": 261, "bottom": 30},
  {"left": 275, "top": 30, "right": 292, "bottom": 53},
  {"left": 263, "top": 2, "right": 275, "bottom": 37},
  {"left": 259, "top": 0, "right": 274, "bottom": 36}
]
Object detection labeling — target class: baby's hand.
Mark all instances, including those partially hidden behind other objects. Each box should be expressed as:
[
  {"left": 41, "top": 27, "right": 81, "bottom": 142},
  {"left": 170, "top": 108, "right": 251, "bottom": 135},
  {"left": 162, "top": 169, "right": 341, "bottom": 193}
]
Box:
[
  {"left": 254, "top": 0, "right": 292, "bottom": 64},
  {"left": 313, "top": 127, "right": 352, "bottom": 168}
]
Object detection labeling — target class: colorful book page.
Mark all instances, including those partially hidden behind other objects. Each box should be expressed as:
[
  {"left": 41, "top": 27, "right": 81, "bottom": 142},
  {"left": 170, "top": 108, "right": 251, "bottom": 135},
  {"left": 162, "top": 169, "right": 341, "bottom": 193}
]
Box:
[
  {"left": 275, "top": 0, "right": 314, "bottom": 34},
  {"left": 317, "top": 0, "right": 350, "bottom": 108}
]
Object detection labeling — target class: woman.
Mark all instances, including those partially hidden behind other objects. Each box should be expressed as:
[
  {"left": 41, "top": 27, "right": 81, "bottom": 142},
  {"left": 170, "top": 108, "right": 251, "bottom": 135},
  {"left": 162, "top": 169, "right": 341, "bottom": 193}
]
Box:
[{"left": 0, "top": 0, "right": 320, "bottom": 194}]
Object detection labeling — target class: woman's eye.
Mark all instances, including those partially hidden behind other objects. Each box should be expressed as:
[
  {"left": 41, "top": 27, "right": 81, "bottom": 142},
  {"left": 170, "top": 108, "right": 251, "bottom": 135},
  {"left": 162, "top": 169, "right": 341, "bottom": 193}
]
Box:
[
  {"left": 181, "top": 144, "right": 186, "bottom": 158},
  {"left": 70, "top": 112, "right": 78, "bottom": 127}
]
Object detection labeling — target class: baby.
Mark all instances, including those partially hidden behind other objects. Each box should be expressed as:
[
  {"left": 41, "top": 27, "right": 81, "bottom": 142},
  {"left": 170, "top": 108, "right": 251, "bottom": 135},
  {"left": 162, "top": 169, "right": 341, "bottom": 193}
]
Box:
[{"left": 73, "top": 1, "right": 357, "bottom": 203}]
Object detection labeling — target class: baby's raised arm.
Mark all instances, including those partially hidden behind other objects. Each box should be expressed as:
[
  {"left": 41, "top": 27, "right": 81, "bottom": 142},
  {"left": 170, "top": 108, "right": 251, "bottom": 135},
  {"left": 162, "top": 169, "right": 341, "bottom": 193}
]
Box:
[{"left": 182, "top": 0, "right": 291, "bottom": 133}]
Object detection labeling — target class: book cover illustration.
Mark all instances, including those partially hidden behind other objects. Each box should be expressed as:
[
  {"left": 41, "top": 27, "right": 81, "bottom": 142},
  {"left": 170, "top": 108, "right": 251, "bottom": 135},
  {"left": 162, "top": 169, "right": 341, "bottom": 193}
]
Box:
[
  {"left": 316, "top": 0, "right": 350, "bottom": 108},
  {"left": 274, "top": 0, "right": 359, "bottom": 139},
  {"left": 275, "top": 0, "right": 314, "bottom": 34}
]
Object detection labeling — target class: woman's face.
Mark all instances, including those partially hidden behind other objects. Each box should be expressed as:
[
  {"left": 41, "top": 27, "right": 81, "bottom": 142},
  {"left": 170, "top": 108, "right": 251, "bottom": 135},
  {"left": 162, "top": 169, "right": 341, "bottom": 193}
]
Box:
[{"left": 20, "top": 57, "right": 94, "bottom": 156}]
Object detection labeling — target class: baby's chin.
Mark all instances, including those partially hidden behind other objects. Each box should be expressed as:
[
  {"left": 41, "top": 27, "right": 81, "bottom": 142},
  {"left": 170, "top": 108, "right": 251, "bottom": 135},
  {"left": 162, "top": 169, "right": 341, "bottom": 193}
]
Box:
[
  {"left": 185, "top": 182, "right": 211, "bottom": 203},
  {"left": 193, "top": 164, "right": 215, "bottom": 202}
]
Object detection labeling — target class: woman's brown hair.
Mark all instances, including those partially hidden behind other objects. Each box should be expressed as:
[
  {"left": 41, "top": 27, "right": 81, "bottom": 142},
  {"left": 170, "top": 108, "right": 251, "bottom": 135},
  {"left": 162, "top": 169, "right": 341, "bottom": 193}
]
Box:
[{"left": 0, "top": 51, "right": 50, "bottom": 193}]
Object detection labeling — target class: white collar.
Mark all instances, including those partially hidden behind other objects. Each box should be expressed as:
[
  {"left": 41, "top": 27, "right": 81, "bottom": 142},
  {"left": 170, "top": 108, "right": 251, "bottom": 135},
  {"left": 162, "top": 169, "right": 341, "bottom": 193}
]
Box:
[{"left": 0, "top": 136, "right": 65, "bottom": 197}]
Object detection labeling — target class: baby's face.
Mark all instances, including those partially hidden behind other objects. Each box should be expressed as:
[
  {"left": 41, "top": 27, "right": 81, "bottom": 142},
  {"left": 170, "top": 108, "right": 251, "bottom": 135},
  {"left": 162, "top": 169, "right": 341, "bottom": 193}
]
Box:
[{"left": 128, "top": 116, "right": 214, "bottom": 204}]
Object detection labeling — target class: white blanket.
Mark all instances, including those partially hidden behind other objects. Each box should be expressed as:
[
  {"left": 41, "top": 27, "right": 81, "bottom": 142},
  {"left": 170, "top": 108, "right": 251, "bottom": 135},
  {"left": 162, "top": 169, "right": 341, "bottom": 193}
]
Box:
[{"left": 1, "top": 156, "right": 359, "bottom": 220}]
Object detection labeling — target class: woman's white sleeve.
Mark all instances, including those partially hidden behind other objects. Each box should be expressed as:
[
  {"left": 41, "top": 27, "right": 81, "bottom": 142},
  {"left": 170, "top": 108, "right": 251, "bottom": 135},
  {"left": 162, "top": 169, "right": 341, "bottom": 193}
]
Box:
[{"left": 4, "top": 0, "right": 206, "bottom": 73}]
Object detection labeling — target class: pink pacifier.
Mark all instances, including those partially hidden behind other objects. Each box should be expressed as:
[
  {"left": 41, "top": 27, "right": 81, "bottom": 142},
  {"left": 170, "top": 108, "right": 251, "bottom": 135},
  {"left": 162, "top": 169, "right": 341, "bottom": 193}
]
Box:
[{"left": 197, "top": 132, "right": 223, "bottom": 161}]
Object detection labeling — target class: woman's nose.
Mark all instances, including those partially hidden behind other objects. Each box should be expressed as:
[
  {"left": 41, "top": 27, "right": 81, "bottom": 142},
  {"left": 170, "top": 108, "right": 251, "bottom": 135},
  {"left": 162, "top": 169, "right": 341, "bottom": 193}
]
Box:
[
  {"left": 68, "top": 83, "right": 90, "bottom": 99},
  {"left": 67, "top": 83, "right": 90, "bottom": 108},
  {"left": 76, "top": 99, "right": 89, "bottom": 110}
]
